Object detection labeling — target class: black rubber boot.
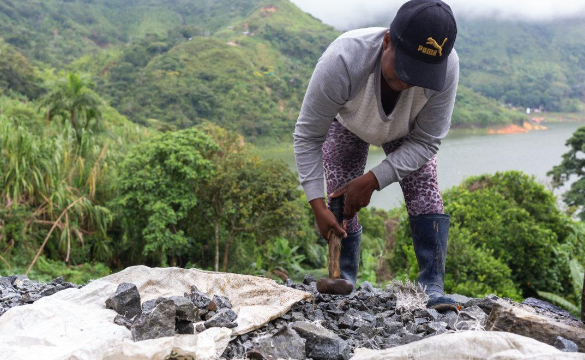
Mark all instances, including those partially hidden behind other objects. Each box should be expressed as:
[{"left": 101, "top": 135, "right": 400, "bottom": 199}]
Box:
[
  {"left": 340, "top": 227, "right": 362, "bottom": 286},
  {"left": 409, "top": 214, "right": 458, "bottom": 312}
]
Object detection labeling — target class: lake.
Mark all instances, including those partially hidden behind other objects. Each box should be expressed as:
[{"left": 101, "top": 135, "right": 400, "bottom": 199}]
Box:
[{"left": 261, "top": 122, "right": 584, "bottom": 210}]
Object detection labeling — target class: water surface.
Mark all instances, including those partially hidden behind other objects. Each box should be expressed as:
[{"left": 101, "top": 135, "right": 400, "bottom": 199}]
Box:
[{"left": 263, "top": 122, "right": 583, "bottom": 210}]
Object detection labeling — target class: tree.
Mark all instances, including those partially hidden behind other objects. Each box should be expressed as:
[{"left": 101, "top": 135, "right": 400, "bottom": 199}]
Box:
[
  {"left": 549, "top": 126, "right": 585, "bottom": 220},
  {"left": 39, "top": 71, "right": 103, "bottom": 142},
  {"left": 197, "top": 123, "right": 303, "bottom": 272},
  {"left": 115, "top": 128, "right": 219, "bottom": 266}
]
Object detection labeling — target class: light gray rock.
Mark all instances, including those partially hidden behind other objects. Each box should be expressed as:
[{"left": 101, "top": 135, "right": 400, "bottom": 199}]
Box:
[
  {"left": 486, "top": 302, "right": 585, "bottom": 352},
  {"left": 448, "top": 293, "right": 472, "bottom": 304},
  {"left": 554, "top": 336, "right": 579, "bottom": 352},
  {"left": 459, "top": 305, "right": 488, "bottom": 328},
  {"left": 291, "top": 321, "right": 350, "bottom": 360},
  {"left": 522, "top": 297, "right": 578, "bottom": 321},
  {"left": 441, "top": 310, "right": 458, "bottom": 330},
  {"left": 426, "top": 321, "right": 447, "bottom": 334},
  {"left": 465, "top": 294, "right": 499, "bottom": 315},
  {"left": 252, "top": 326, "right": 306, "bottom": 360}
]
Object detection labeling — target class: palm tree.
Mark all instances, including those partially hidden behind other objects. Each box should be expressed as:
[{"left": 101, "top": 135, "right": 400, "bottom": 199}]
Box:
[{"left": 39, "top": 72, "right": 103, "bottom": 141}]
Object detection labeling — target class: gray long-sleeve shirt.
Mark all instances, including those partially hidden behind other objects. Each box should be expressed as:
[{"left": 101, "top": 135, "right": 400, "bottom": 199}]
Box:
[{"left": 293, "top": 27, "right": 459, "bottom": 202}]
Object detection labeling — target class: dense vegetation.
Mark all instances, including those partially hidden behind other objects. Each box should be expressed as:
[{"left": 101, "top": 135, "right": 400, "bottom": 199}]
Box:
[
  {"left": 4, "top": 0, "right": 583, "bottom": 141},
  {"left": 1, "top": 0, "right": 584, "bottom": 317}
]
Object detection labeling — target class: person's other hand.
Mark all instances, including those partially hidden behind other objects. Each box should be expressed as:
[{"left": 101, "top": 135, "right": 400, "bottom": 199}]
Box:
[
  {"left": 309, "top": 198, "right": 347, "bottom": 240},
  {"left": 329, "top": 171, "right": 379, "bottom": 220}
]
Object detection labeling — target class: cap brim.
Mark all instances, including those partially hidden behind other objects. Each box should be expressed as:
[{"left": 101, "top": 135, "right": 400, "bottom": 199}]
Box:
[{"left": 393, "top": 45, "right": 448, "bottom": 92}]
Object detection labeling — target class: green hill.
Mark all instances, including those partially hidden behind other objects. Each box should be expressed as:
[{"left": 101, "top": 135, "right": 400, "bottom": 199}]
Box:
[
  {"left": 457, "top": 18, "right": 585, "bottom": 112},
  {"left": 69, "top": 0, "right": 339, "bottom": 140},
  {"left": 1, "top": 0, "right": 582, "bottom": 141}
]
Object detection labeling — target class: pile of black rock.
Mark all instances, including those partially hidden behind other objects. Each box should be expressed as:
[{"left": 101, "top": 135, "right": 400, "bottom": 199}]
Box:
[
  {"left": 0, "top": 275, "right": 80, "bottom": 317},
  {"left": 106, "top": 283, "right": 238, "bottom": 341},
  {"left": 222, "top": 275, "right": 497, "bottom": 360},
  {"left": 2, "top": 273, "right": 581, "bottom": 357}
]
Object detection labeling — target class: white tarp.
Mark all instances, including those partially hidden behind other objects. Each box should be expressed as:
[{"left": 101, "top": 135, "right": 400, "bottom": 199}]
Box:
[
  {"left": 0, "top": 265, "right": 312, "bottom": 360},
  {"left": 351, "top": 331, "right": 585, "bottom": 360}
]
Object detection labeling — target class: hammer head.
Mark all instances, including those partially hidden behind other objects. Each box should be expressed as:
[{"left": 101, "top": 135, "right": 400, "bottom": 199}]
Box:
[{"left": 316, "top": 277, "right": 353, "bottom": 295}]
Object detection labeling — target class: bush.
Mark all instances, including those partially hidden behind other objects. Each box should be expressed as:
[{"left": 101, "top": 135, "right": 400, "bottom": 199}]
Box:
[{"left": 388, "top": 171, "right": 584, "bottom": 300}]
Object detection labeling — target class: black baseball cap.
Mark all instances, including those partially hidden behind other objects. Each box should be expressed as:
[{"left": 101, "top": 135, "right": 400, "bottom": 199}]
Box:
[{"left": 390, "top": 0, "right": 457, "bottom": 92}]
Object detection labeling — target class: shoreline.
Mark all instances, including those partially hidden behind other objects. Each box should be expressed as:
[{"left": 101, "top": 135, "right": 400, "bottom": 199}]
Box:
[{"left": 255, "top": 114, "right": 585, "bottom": 152}]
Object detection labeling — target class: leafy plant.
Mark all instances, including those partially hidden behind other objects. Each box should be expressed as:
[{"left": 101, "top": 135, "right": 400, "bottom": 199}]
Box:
[{"left": 537, "top": 259, "right": 583, "bottom": 317}]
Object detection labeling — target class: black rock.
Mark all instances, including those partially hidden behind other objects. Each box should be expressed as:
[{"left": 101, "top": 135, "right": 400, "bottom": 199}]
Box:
[
  {"left": 252, "top": 326, "right": 306, "bottom": 360},
  {"left": 213, "top": 295, "right": 232, "bottom": 310},
  {"left": 105, "top": 283, "right": 142, "bottom": 319},
  {"left": 204, "top": 311, "right": 216, "bottom": 321},
  {"left": 291, "top": 321, "right": 350, "bottom": 360},
  {"left": 554, "top": 336, "right": 579, "bottom": 352},
  {"left": 142, "top": 298, "right": 162, "bottom": 313},
  {"left": 114, "top": 314, "right": 134, "bottom": 329},
  {"left": 303, "top": 274, "right": 317, "bottom": 285},
  {"left": 169, "top": 296, "right": 199, "bottom": 322},
  {"left": 400, "top": 333, "right": 424, "bottom": 345},
  {"left": 52, "top": 277, "right": 65, "bottom": 285},
  {"left": 522, "top": 297, "right": 578, "bottom": 321},
  {"left": 465, "top": 294, "right": 499, "bottom": 315},
  {"left": 131, "top": 298, "right": 176, "bottom": 341},
  {"left": 425, "top": 321, "right": 446, "bottom": 334},
  {"left": 176, "top": 319, "right": 195, "bottom": 335},
  {"left": 204, "top": 308, "right": 238, "bottom": 329},
  {"left": 358, "top": 281, "right": 375, "bottom": 293},
  {"left": 187, "top": 285, "right": 212, "bottom": 309},
  {"left": 382, "top": 320, "right": 403, "bottom": 335},
  {"left": 21, "top": 292, "right": 41, "bottom": 303},
  {"left": 40, "top": 285, "right": 59, "bottom": 297},
  {"left": 195, "top": 323, "right": 206, "bottom": 333}
]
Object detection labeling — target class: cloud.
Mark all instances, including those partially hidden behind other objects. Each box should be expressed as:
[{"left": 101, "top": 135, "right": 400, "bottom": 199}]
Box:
[{"left": 289, "top": 0, "right": 585, "bottom": 30}]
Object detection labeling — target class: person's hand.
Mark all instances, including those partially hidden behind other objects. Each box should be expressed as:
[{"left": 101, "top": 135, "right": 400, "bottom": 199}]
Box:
[
  {"left": 309, "top": 198, "right": 347, "bottom": 241},
  {"left": 329, "top": 171, "right": 379, "bottom": 220}
]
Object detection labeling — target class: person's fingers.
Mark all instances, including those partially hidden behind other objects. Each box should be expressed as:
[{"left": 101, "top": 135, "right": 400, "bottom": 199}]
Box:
[
  {"left": 342, "top": 219, "right": 347, "bottom": 231},
  {"left": 332, "top": 221, "right": 347, "bottom": 238},
  {"left": 344, "top": 202, "right": 355, "bottom": 220},
  {"left": 329, "top": 185, "right": 348, "bottom": 199}
]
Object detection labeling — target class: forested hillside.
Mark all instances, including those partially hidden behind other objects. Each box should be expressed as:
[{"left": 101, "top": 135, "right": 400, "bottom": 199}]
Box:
[
  {"left": 457, "top": 19, "right": 585, "bottom": 112},
  {"left": 4, "top": 0, "right": 581, "bottom": 141}
]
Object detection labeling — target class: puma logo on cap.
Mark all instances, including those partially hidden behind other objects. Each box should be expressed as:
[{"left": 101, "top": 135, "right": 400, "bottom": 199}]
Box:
[{"left": 417, "top": 37, "right": 448, "bottom": 57}]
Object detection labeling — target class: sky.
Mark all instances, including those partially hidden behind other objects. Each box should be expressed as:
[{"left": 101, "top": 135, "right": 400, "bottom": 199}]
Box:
[{"left": 289, "top": 0, "right": 585, "bottom": 30}]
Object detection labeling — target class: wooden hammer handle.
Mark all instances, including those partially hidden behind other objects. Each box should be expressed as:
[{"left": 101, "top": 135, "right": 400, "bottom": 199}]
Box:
[
  {"left": 327, "top": 195, "right": 345, "bottom": 279},
  {"left": 328, "top": 232, "right": 342, "bottom": 279}
]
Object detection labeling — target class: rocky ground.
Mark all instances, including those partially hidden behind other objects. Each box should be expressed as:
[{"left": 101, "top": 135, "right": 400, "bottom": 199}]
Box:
[
  {"left": 0, "top": 275, "right": 80, "bottom": 316},
  {"left": 222, "top": 275, "right": 583, "bottom": 359},
  {"left": 0, "top": 274, "right": 582, "bottom": 359}
]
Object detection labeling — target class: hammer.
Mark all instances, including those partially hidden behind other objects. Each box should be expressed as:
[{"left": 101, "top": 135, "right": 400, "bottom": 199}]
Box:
[{"left": 316, "top": 195, "right": 354, "bottom": 295}]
